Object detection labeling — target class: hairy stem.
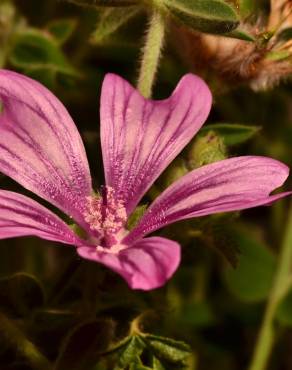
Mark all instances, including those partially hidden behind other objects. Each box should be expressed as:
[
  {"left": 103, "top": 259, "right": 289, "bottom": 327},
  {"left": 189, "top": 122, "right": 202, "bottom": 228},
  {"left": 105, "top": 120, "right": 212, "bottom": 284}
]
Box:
[
  {"left": 248, "top": 203, "right": 292, "bottom": 370},
  {"left": 137, "top": 8, "right": 166, "bottom": 98}
]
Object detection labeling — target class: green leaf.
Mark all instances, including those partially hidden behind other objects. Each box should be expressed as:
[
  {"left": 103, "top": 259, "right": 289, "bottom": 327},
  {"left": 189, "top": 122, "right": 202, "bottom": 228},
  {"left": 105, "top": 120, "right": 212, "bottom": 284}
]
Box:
[
  {"left": 47, "top": 19, "right": 77, "bottom": 45},
  {"left": 163, "top": 0, "right": 240, "bottom": 34},
  {"left": 114, "top": 336, "right": 145, "bottom": 370},
  {"left": 23, "top": 67, "right": 57, "bottom": 89},
  {"left": 9, "top": 29, "right": 78, "bottom": 77},
  {"left": 239, "top": 0, "right": 256, "bottom": 17},
  {"left": 152, "top": 356, "right": 166, "bottom": 370},
  {"left": 142, "top": 334, "right": 191, "bottom": 364},
  {"left": 130, "top": 356, "right": 152, "bottom": 370},
  {"left": 199, "top": 123, "right": 260, "bottom": 146},
  {"left": 276, "top": 287, "right": 292, "bottom": 327},
  {"left": 91, "top": 7, "right": 140, "bottom": 44},
  {"left": 223, "top": 228, "right": 276, "bottom": 302},
  {"left": 225, "top": 28, "right": 256, "bottom": 41},
  {"left": 55, "top": 319, "right": 114, "bottom": 370},
  {"left": 0, "top": 272, "right": 45, "bottom": 317}
]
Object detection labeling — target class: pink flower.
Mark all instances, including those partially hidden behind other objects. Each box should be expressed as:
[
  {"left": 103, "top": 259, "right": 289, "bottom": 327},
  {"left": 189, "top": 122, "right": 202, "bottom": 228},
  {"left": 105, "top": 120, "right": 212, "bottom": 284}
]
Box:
[{"left": 0, "top": 70, "right": 290, "bottom": 290}]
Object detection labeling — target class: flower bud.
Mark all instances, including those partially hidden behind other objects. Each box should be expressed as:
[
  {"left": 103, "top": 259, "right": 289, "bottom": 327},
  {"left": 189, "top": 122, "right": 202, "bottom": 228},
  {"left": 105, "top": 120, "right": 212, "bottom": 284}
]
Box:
[{"left": 187, "top": 131, "right": 227, "bottom": 169}]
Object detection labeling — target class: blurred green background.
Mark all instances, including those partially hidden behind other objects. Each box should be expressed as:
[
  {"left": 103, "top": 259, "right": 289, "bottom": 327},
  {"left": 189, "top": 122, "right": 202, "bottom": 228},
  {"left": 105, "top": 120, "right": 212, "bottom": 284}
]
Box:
[{"left": 0, "top": 0, "right": 292, "bottom": 369}]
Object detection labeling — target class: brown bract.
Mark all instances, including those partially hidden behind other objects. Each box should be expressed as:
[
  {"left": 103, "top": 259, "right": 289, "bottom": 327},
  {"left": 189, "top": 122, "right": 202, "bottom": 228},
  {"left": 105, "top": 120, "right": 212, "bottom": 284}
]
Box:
[{"left": 174, "top": 0, "right": 292, "bottom": 91}]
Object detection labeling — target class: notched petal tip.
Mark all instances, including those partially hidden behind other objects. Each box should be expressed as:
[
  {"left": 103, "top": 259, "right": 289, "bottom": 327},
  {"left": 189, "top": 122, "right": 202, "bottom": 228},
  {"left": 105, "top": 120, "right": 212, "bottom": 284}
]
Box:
[
  {"left": 100, "top": 72, "right": 213, "bottom": 215},
  {"left": 102, "top": 72, "right": 213, "bottom": 108},
  {"left": 172, "top": 73, "right": 213, "bottom": 109}
]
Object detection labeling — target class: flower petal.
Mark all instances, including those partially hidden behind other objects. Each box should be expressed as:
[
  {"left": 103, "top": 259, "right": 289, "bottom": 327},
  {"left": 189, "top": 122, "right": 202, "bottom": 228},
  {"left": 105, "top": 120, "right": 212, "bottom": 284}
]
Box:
[
  {"left": 77, "top": 236, "right": 181, "bottom": 290},
  {"left": 100, "top": 73, "right": 212, "bottom": 215},
  {"left": 125, "top": 156, "right": 290, "bottom": 244},
  {"left": 0, "top": 70, "right": 92, "bottom": 227},
  {"left": 0, "top": 190, "right": 84, "bottom": 246}
]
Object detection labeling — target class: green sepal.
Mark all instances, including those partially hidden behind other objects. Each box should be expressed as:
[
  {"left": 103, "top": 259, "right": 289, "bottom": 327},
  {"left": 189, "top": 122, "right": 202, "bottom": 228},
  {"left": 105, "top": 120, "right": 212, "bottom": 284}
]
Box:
[
  {"left": 127, "top": 204, "right": 148, "bottom": 230},
  {"left": 69, "top": 223, "right": 87, "bottom": 239}
]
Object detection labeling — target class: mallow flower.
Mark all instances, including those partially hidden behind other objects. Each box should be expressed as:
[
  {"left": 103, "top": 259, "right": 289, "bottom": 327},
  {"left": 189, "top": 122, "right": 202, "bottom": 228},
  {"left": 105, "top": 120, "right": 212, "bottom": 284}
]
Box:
[{"left": 0, "top": 70, "right": 290, "bottom": 290}]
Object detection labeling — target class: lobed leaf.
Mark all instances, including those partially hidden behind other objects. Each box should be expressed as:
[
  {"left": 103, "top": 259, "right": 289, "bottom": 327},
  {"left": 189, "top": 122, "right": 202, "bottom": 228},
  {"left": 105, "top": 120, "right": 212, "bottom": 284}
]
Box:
[
  {"left": 111, "top": 336, "right": 145, "bottom": 369},
  {"left": 152, "top": 356, "right": 166, "bottom": 370},
  {"left": 142, "top": 334, "right": 191, "bottom": 364},
  {"left": 9, "top": 29, "right": 78, "bottom": 78}
]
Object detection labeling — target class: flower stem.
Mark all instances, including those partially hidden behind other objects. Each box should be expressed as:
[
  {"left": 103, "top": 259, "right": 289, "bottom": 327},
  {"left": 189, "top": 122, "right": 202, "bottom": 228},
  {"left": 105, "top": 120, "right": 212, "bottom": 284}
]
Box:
[
  {"left": 137, "top": 8, "right": 166, "bottom": 98},
  {"left": 248, "top": 203, "right": 292, "bottom": 370}
]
